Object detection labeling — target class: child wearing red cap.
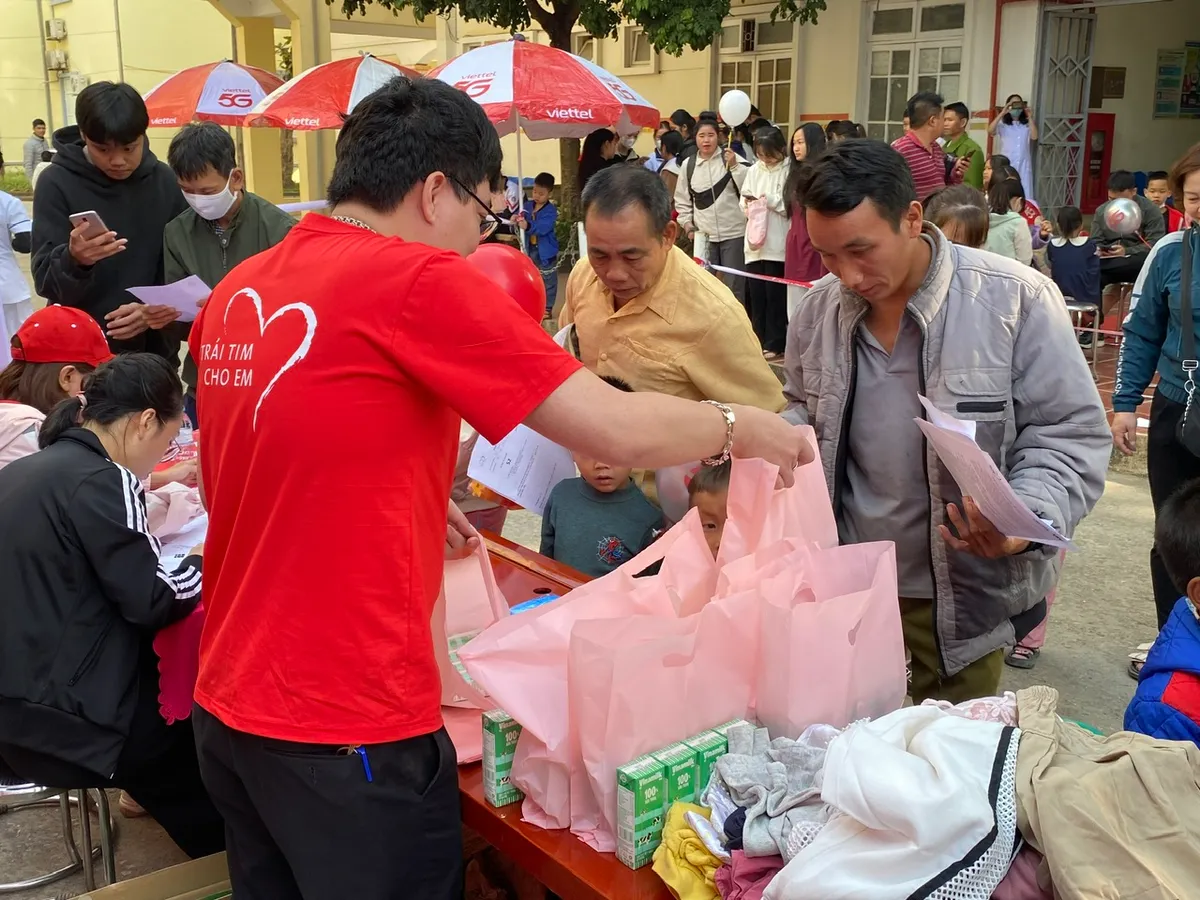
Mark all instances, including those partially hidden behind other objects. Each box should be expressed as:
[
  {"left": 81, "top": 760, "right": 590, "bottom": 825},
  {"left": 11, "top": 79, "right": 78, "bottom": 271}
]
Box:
[
  {"left": 0, "top": 306, "right": 203, "bottom": 487},
  {"left": 0, "top": 305, "right": 111, "bottom": 469}
]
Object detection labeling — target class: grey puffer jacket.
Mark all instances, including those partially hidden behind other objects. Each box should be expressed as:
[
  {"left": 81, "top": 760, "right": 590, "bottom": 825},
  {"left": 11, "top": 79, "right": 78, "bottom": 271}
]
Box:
[{"left": 782, "top": 225, "right": 1110, "bottom": 676}]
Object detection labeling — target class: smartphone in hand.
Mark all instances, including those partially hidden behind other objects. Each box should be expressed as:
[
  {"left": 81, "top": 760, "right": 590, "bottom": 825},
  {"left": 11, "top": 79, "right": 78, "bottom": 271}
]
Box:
[{"left": 69, "top": 210, "right": 111, "bottom": 241}]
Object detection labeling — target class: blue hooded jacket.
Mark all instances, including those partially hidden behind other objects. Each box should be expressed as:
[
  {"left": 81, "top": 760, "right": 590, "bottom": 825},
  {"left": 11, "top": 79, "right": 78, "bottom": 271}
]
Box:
[{"left": 1125, "top": 597, "right": 1200, "bottom": 745}]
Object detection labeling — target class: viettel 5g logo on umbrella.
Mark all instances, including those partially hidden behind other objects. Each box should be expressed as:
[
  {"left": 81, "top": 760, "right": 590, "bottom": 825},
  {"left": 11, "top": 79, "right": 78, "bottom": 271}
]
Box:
[
  {"left": 217, "top": 89, "right": 255, "bottom": 109},
  {"left": 455, "top": 75, "right": 495, "bottom": 99}
]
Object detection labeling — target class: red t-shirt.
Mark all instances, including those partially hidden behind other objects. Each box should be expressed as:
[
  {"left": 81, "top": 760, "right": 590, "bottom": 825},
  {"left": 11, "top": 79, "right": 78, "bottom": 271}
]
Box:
[{"left": 189, "top": 215, "right": 581, "bottom": 744}]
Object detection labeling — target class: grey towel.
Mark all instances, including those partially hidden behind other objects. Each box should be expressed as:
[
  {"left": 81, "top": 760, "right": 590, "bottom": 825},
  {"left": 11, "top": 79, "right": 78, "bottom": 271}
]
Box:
[{"left": 715, "top": 723, "right": 835, "bottom": 859}]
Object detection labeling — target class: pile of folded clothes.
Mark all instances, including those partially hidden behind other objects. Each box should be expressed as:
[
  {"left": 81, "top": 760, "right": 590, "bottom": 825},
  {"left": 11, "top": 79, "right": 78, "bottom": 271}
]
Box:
[{"left": 650, "top": 688, "right": 1200, "bottom": 900}]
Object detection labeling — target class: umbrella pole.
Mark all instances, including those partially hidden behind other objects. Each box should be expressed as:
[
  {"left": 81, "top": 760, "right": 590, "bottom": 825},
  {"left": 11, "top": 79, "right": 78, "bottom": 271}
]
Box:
[{"left": 515, "top": 114, "right": 527, "bottom": 255}]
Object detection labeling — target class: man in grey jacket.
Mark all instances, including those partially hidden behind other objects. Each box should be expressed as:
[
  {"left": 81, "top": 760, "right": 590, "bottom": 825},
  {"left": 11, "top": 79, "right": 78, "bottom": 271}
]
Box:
[
  {"left": 23, "top": 120, "right": 49, "bottom": 183},
  {"left": 782, "top": 139, "right": 1110, "bottom": 702}
]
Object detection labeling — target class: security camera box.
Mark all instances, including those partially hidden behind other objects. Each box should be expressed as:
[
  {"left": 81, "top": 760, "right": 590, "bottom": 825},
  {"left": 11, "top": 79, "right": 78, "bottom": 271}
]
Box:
[{"left": 78, "top": 853, "right": 230, "bottom": 899}]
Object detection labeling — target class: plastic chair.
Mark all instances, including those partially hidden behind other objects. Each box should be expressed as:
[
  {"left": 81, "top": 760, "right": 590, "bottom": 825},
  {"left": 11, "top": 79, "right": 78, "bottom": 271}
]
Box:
[{"left": 0, "top": 771, "right": 118, "bottom": 893}]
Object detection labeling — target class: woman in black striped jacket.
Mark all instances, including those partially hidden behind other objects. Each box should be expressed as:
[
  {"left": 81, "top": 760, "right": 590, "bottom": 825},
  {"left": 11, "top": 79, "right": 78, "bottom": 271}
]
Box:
[{"left": 0, "top": 352, "right": 223, "bottom": 858}]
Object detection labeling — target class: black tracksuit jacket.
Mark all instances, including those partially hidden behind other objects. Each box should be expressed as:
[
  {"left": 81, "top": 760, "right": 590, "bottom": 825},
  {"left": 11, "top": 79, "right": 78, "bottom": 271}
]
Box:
[{"left": 0, "top": 429, "right": 201, "bottom": 777}]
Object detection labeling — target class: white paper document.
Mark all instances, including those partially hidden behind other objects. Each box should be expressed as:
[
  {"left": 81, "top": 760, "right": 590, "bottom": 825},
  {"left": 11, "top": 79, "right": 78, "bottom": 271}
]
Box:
[
  {"left": 917, "top": 395, "right": 976, "bottom": 440},
  {"left": 915, "top": 399, "right": 1076, "bottom": 550},
  {"left": 126, "top": 276, "right": 211, "bottom": 323},
  {"left": 158, "top": 514, "right": 208, "bottom": 565},
  {"left": 467, "top": 425, "right": 575, "bottom": 516}
]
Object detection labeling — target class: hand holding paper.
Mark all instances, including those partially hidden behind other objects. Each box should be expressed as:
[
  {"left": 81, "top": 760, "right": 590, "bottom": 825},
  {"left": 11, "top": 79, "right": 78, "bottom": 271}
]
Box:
[
  {"left": 126, "top": 275, "right": 212, "bottom": 324},
  {"left": 915, "top": 396, "right": 1075, "bottom": 550},
  {"left": 940, "top": 496, "right": 1031, "bottom": 558}
]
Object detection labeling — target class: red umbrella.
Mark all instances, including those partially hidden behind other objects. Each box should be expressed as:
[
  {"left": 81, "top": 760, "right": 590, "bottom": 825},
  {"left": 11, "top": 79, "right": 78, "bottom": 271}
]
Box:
[
  {"left": 243, "top": 54, "right": 420, "bottom": 130},
  {"left": 143, "top": 61, "right": 284, "bottom": 127},
  {"left": 428, "top": 40, "right": 659, "bottom": 139}
]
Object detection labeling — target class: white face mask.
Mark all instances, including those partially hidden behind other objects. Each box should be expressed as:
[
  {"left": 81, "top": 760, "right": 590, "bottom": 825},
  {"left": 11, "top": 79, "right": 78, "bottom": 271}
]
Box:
[{"left": 183, "top": 176, "right": 237, "bottom": 221}]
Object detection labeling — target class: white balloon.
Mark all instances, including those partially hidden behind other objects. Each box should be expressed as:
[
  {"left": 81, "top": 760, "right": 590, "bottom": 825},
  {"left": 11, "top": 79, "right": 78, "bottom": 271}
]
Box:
[
  {"left": 1103, "top": 197, "right": 1143, "bottom": 236},
  {"left": 718, "top": 90, "right": 753, "bottom": 127}
]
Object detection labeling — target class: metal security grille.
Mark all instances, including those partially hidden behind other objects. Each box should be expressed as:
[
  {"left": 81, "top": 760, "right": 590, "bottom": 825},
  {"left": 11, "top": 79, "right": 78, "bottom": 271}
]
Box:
[{"left": 1034, "top": 7, "right": 1096, "bottom": 218}]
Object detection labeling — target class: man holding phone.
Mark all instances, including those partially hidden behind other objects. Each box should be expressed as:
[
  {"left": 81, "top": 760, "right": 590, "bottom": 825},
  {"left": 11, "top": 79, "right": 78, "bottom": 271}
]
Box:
[
  {"left": 31, "top": 82, "right": 187, "bottom": 360},
  {"left": 942, "top": 102, "right": 984, "bottom": 190}
]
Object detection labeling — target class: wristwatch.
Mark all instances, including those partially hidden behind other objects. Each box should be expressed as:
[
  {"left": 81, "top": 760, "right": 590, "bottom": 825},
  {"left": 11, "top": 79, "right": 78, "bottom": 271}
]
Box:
[{"left": 701, "top": 400, "right": 736, "bottom": 466}]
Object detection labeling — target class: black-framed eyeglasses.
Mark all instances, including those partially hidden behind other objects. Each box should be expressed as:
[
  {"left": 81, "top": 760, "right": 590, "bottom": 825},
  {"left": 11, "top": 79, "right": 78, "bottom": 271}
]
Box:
[{"left": 448, "top": 175, "right": 503, "bottom": 240}]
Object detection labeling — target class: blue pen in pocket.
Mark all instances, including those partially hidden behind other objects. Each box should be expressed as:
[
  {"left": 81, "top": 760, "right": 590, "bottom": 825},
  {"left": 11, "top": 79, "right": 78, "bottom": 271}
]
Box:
[{"left": 353, "top": 746, "right": 373, "bottom": 783}]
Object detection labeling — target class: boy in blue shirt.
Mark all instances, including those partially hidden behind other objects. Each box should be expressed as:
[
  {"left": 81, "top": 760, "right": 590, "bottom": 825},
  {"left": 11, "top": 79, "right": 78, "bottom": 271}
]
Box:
[
  {"left": 516, "top": 172, "right": 559, "bottom": 320},
  {"left": 1125, "top": 478, "right": 1200, "bottom": 745},
  {"left": 540, "top": 377, "right": 662, "bottom": 578}
]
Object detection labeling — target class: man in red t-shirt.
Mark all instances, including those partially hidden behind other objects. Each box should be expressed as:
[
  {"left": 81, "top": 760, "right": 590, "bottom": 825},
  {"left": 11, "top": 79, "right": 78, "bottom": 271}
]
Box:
[{"left": 189, "top": 77, "right": 811, "bottom": 900}]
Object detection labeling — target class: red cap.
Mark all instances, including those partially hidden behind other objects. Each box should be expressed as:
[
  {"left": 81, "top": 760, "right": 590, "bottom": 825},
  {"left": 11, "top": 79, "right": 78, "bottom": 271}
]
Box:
[{"left": 11, "top": 306, "right": 114, "bottom": 368}]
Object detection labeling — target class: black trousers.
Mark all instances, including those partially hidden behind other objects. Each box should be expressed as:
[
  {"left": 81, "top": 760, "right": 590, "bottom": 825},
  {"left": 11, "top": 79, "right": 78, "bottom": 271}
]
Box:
[
  {"left": 1100, "top": 254, "right": 1147, "bottom": 289},
  {"left": 0, "top": 657, "right": 224, "bottom": 859},
  {"left": 194, "top": 706, "right": 463, "bottom": 900},
  {"left": 746, "top": 260, "right": 788, "bottom": 354},
  {"left": 1147, "top": 391, "right": 1200, "bottom": 628}
]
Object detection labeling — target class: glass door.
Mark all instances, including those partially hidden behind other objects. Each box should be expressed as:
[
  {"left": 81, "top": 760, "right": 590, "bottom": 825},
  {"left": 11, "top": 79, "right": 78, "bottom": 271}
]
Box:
[{"left": 866, "top": 47, "right": 912, "bottom": 143}]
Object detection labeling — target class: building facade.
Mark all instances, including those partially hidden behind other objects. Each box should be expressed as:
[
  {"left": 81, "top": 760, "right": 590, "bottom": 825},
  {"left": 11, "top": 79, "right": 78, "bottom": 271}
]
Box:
[{"left": 2, "top": 0, "right": 1196, "bottom": 212}]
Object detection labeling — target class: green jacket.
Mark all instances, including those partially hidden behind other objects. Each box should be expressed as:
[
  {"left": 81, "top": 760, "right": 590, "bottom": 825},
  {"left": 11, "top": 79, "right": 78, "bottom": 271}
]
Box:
[
  {"left": 944, "top": 133, "right": 985, "bottom": 190},
  {"left": 163, "top": 191, "right": 295, "bottom": 393}
]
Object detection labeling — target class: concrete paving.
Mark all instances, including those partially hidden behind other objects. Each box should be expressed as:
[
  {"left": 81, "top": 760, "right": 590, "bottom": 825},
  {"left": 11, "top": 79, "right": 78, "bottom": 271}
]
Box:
[{"left": 0, "top": 207, "right": 1160, "bottom": 894}]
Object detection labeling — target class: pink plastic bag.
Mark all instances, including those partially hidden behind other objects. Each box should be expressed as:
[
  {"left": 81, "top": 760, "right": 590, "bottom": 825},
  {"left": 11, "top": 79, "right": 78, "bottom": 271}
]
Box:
[
  {"left": 746, "top": 198, "right": 769, "bottom": 251},
  {"left": 153, "top": 602, "right": 205, "bottom": 724},
  {"left": 431, "top": 540, "right": 510, "bottom": 711},
  {"left": 717, "top": 433, "right": 837, "bottom": 567},
  {"left": 567, "top": 591, "right": 759, "bottom": 851},
  {"left": 459, "top": 511, "right": 715, "bottom": 829},
  {"left": 443, "top": 707, "right": 486, "bottom": 765},
  {"left": 754, "top": 541, "right": 907, "bottom": 738}
]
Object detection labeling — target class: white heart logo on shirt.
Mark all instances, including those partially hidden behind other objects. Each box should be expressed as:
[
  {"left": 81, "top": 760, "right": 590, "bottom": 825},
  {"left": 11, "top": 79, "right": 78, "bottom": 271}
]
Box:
[{"left": 223, "top": 287, "right": 317, "bottom": 430}]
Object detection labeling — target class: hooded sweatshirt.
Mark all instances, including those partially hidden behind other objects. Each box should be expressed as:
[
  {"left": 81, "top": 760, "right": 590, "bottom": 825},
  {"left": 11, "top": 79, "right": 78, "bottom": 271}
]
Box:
[
  {"left": 984, "top": 210, "right": 1033, "bottom": 266},
  {"left": 0, "top": 401, "right": 43, "bottom": 471},
  {"left": 31, "top": 126, "right": 189, "bottom": 360}
]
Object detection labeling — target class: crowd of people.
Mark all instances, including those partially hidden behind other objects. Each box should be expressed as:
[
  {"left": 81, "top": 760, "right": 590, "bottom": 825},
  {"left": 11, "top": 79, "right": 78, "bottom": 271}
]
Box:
[{"left": 0, "top": 69, "right": 1198, "bottom": 900}]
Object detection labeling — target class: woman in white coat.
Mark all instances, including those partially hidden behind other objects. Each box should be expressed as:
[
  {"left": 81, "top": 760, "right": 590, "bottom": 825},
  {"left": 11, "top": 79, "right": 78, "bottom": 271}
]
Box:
[
  {"left": 988, "top": 95, "right": 1038, "bottom": 201},
  {"left": 740, "top": 125, "right": 791, "bottom": 359}
]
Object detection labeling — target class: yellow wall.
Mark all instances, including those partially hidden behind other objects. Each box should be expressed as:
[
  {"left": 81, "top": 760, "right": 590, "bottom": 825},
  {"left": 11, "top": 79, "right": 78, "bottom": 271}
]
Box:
[
  {"left": 796, "top": 0, "right": 861, "bottom": 121},
  {"left": 1091, "top": 0, "right": 1200, "bottom": 171},
  {"left": 0, "top": 0, "right": 232, "bottom": 167},
  {"left": 0, "top": 0, "right": 53, "bottom": 168}
]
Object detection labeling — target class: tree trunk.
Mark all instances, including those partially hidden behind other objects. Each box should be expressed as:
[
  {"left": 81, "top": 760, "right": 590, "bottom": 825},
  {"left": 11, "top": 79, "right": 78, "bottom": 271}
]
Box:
[{"left": 544, "top": 19, "right": 581, "bottom": 217}]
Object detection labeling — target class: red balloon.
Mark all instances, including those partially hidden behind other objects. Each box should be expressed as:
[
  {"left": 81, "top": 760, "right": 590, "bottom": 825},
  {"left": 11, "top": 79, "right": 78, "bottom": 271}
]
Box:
[{"left": 467, "top": 242, "right": 546, "bottom": 322}]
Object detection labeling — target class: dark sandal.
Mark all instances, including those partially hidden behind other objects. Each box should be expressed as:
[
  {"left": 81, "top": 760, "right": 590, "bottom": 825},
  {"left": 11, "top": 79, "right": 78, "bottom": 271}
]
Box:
[
  {"left": 1005, "top": 643, "right": 1040, "bottom": 669},
  {"left": 1128, "top": 656, "right": 1146, "bottom": 681}
]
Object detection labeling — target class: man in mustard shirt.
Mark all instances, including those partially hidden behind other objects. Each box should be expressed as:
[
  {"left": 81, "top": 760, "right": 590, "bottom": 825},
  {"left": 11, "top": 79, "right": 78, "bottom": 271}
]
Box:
[{"left": 559, "top": 165, "right": 785, "bottom": 412}]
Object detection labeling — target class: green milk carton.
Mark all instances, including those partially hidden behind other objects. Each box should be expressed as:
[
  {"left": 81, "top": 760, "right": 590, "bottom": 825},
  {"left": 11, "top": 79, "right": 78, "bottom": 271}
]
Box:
[
  {"left": 482, "top": 710, "right": 524, "bottom": 808},
  {"left": 652, "top": 742, "right": 699, "bottom": 806},
  {"left": 616, "top": 754, "right": 666, "bottom": 869},
  {"left": 683, "top": 730, "right": 728, "bottom": 796}
]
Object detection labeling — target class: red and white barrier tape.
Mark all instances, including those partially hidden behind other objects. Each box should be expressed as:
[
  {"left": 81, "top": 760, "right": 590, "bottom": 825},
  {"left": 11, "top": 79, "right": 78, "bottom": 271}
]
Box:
[{"left": 695, "top": 258, "right": 814, "bottom": 289}]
